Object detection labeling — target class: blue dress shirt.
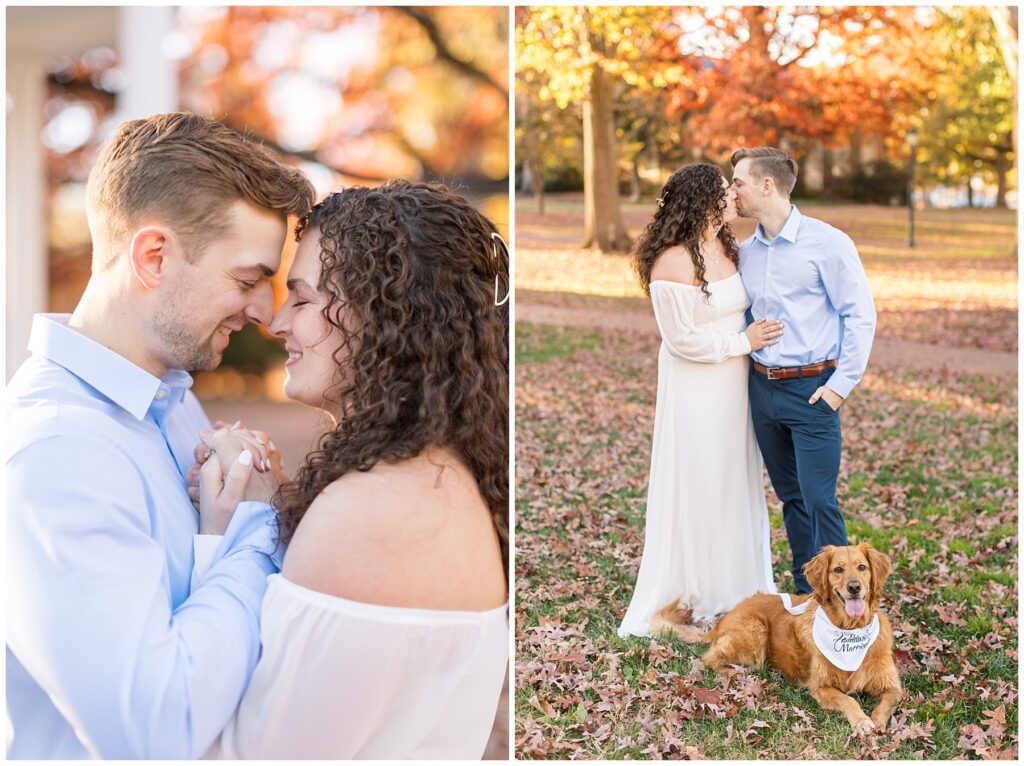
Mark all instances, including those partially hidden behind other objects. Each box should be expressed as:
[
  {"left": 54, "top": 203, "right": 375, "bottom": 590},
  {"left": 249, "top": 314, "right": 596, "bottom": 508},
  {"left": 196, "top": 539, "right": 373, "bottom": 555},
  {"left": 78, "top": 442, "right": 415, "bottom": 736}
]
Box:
[
  {"left": 6, "top": 314, "right": 280, "bottom": 759},
  {"left": 738, "top": 206, "right": 877, "bottom": 399}
]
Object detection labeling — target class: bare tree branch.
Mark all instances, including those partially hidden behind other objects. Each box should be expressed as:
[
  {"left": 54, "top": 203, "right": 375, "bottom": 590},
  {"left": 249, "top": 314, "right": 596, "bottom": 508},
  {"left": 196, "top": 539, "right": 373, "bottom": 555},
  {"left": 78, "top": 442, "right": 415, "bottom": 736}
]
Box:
[
  {"left": 230, "top": 123, "right": 506, "bottom": 196},
  {"left": 224, "top": 123, "right": 392, "bottom": 182},
  {"left": 395, "top": 7, "right": 509, "bottom": 101}
]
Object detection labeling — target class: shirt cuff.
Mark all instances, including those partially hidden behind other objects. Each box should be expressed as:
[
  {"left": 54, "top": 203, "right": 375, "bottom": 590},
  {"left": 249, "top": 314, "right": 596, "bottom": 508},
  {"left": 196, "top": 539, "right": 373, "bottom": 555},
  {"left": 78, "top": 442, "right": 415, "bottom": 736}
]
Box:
[
  {"left": 223, "top": 501, "right": 285, "bottom": 571},
  {"left": 191, "top": 534, "right": 223, "bottom": 593},
  {"left": 826, "top": 376, "right": 855, "bottom": 400},
  {"left": 194, "top": 502, "right": 284, "bottom": 588}
]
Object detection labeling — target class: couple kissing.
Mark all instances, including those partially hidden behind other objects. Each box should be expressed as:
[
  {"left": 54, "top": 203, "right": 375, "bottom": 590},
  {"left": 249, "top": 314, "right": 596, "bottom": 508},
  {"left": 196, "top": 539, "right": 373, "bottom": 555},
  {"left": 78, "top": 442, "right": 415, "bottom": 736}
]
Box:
[{"left": 619, "top": 147, "right": 877, "bottom": 635}]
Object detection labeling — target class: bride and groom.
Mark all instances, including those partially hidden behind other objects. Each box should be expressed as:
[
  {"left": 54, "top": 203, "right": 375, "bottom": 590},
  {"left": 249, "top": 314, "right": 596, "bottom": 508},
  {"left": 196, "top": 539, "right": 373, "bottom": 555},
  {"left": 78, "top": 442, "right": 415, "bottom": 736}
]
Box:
[
  {"left": 619, "top": 147, "right": 877, "bottom": 636},
  {"left": 6, "top": 113, "right": 508, "bottom": 759}
]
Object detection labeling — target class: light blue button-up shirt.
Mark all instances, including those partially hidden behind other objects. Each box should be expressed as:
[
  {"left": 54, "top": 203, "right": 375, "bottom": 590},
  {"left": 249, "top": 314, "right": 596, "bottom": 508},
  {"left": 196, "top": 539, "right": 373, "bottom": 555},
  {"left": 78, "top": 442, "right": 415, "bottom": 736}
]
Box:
[
  {"left": 738, "top": 206, "right": 877, "bottom": 399},
  {"left": 6, "top": 314, "right": 280, "bottom": 759}
]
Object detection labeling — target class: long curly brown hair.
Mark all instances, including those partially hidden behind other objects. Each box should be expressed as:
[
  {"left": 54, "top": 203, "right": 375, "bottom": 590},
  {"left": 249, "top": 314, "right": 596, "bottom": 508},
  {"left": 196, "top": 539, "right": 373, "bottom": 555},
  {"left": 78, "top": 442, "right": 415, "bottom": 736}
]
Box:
[
  {"left": 631, "top": 163, "right": 739, "bottom": 300},
  {"left": 272, "top": 180, "right": 509, "bottom": 579}
]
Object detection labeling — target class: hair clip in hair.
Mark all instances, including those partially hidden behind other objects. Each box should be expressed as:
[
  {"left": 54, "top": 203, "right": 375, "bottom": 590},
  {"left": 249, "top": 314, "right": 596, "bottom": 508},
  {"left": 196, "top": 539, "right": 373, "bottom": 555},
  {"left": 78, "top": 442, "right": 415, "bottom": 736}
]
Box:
[
  {"left": 656, "top": 197, "right": 666, "bottom": 208},
  {"left": 491, "top": 232, "right": 510, "bottom": 307}
]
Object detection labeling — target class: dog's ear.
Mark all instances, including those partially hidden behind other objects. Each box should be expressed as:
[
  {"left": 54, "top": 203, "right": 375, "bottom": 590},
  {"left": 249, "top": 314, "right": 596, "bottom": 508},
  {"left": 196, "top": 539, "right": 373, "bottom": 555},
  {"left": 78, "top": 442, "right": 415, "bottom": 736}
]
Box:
[
  {"left": 802, "top": 546, "right": 835, "bottom": 600},
  {"left": 861, "top": 543, "right": 892, "bottom": 601}
]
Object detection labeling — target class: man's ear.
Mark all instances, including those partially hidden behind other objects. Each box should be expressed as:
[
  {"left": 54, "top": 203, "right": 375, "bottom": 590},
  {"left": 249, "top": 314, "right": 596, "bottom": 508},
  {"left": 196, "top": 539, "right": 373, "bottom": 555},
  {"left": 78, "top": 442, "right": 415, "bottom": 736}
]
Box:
[
  {"left": 762, "top": 175, "right": 776, "bottom": 198},
  {"left": 129, "top": 227, "right": 173, "bottom": 290}
]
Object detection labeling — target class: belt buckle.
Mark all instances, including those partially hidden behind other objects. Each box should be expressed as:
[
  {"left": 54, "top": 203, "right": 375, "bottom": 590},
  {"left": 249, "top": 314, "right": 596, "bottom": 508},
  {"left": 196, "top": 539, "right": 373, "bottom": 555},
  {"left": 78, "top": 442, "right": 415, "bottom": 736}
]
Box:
[{"left": 766, "top": 367, "right": 782, "bottom": 380}]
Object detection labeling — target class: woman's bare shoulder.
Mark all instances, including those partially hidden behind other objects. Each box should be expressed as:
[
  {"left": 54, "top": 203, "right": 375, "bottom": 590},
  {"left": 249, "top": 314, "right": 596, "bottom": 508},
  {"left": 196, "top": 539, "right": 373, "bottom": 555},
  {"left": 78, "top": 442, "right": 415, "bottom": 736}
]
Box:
[
  {"left": 650, "top": 246, "right": 698, "bottom": 286},
  {"left": 281, "top": 449, "right": 506, "bottom": 611}
]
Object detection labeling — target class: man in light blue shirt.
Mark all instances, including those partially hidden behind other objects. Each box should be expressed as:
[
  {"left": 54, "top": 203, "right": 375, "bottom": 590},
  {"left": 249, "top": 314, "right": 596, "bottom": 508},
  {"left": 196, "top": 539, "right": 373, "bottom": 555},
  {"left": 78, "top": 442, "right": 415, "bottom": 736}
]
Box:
[
  {"left": 731, "top": 147, "right": 876, "bottom": 594},
  {"left": 6, "top": 113, "right": 314, "bottom": 758}
]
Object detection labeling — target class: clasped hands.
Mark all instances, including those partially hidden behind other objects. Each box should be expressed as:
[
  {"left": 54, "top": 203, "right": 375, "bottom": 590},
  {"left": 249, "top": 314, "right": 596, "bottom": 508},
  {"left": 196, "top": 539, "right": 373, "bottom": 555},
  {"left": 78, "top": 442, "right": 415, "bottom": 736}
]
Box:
[{"left": 186, "top": 421, "right": 288, "bottom": 534}]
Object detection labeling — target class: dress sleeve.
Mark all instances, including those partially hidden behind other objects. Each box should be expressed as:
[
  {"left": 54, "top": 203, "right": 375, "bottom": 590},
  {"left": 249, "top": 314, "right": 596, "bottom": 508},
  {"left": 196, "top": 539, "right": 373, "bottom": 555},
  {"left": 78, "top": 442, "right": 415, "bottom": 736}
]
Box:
[
  {"left": 650, "top": 283, "right": 752, "bottom": 363},
  {"left": 6, "top": 435, "right": 276, "bottom": 759},
  {"left": 209, "top": 578, "right": 504, "bottom": 759}
]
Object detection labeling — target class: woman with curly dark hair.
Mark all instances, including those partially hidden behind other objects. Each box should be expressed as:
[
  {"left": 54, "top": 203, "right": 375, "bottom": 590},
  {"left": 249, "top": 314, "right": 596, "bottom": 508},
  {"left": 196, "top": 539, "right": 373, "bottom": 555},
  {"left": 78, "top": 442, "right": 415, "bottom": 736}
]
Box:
[
  {"left": 198, "top": 181, "right": 508, "bottom": 759},
  {"left": 617, "top": 163, "right": 782, "bottom": 639}
]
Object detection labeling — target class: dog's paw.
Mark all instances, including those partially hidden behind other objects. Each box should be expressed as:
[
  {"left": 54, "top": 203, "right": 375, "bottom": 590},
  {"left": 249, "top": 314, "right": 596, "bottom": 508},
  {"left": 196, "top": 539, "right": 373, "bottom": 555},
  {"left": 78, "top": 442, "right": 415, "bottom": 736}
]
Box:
[
  {"left": 869, "top": 712, "right": 891, "bottom": 731},
  {"left": 851, "top": 717, "right": 876, "bottom": 737}
]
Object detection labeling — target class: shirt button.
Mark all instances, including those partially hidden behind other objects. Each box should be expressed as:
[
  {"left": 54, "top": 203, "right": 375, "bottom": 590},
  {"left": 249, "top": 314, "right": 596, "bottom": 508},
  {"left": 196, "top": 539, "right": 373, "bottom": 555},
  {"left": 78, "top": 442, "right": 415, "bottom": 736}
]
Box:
[{"left": 155, "top": 389, "right": 168, "bottom": 400}]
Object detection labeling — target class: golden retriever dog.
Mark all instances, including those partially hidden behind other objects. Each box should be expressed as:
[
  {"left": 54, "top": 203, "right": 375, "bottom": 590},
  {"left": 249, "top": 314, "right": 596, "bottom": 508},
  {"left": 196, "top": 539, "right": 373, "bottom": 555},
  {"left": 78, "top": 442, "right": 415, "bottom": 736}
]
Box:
[{"left": 651, "top": 543, "right": 901, "bottom": 735}]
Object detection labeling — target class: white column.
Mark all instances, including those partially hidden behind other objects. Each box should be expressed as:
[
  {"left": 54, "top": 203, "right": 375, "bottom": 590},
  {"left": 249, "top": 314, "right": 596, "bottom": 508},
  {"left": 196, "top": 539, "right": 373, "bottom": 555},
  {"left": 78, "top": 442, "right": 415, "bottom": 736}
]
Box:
[
  {"left": 6, "top": 55, "right": 48, "bottom": 379},
  {"left": 114, "top": 6, "right": 178, "bottom": 124}
]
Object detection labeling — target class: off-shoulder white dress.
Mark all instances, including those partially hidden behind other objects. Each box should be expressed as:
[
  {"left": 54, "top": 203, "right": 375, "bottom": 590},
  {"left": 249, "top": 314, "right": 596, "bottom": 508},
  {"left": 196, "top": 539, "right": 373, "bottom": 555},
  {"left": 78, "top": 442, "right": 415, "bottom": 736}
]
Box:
[
  {"left": 206, "top": 574, "right": 508, "bottom": 759},
  {"left": 618, "top": 275, "right": 776, "bottom": 636}
]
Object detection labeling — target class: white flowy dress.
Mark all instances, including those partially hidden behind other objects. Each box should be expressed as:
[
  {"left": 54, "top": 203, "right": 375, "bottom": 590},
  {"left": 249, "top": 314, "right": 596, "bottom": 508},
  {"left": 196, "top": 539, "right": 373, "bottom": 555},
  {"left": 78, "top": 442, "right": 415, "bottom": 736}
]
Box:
[
  {"left": 618, "top": 274, "right": 776, "bottom": 637},
  {"left": 206, "top": 574, "right": 508, "bottom": 759}
]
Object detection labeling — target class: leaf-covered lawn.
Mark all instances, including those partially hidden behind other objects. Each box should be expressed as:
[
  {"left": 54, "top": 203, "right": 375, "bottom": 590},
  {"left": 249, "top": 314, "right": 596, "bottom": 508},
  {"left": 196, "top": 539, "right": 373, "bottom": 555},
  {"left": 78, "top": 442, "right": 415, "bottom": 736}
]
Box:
[{"left": 514, "top": 322, "right": 1018, "bottom": 760}]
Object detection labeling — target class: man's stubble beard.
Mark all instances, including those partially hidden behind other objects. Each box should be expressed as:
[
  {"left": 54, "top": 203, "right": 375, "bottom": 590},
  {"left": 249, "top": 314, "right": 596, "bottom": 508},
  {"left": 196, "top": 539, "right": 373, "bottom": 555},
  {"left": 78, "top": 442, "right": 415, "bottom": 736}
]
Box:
[{"left": 151, "top": 302, "right": 220, "bottom": 372}]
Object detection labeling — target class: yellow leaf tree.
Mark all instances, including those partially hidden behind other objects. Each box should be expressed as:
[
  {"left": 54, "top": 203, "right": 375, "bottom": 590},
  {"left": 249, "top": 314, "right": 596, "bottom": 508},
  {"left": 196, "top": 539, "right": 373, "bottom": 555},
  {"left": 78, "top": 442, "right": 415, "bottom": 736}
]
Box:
[{"left": 517, "top": 6, "right": 676, "bottom": 252}]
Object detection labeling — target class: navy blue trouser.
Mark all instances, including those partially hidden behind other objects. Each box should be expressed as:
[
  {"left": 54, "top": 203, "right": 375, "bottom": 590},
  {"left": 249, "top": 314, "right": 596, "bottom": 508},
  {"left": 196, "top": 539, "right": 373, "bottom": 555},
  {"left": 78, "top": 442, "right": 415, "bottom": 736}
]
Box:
[{"left": 749, "top": 365, "right": 847, "bottom": 593}]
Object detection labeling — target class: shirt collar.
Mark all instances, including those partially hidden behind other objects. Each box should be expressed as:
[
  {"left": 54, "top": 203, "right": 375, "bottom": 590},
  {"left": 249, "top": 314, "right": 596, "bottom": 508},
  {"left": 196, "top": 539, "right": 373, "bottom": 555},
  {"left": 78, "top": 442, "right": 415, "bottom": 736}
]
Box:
[
  {"left": 28, "top": 314, "right": 194, "bottom": 421},
  {"left": 754, "top": 205, "right": 803, "bottom": 245}
]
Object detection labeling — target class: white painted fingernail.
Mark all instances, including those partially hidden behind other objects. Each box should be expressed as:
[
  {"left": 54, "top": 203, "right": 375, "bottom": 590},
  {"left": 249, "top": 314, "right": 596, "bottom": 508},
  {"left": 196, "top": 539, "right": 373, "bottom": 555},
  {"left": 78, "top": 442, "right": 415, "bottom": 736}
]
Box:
[
  {"left": 230, "top": 420, "right": 242, "bottom": 430},
  {"left": 239, "top": 450, "right": 253, "bottom": 466}
]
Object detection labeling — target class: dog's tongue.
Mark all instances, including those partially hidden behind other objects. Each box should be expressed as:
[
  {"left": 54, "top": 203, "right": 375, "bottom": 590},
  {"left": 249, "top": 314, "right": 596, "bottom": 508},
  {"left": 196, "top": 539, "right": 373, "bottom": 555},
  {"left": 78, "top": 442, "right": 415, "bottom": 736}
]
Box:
[{"left": 845, "top": 598, "right": 866, "bottom": 618}]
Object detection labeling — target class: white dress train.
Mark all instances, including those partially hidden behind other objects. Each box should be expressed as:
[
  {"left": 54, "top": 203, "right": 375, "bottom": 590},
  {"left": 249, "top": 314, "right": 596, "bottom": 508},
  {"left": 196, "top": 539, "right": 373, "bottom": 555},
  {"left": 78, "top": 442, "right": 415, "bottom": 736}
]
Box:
[{"left": 618, "top": 274, "right": 776, "bottom": 637}]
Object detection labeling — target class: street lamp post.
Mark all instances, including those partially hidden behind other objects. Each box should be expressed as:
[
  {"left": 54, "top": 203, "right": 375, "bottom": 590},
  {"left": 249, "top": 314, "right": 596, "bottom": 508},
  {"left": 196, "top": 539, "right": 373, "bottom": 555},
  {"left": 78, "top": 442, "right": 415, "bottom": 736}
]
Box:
[{"left": 907, "top": 128, "right": 919, "bottom": 248}]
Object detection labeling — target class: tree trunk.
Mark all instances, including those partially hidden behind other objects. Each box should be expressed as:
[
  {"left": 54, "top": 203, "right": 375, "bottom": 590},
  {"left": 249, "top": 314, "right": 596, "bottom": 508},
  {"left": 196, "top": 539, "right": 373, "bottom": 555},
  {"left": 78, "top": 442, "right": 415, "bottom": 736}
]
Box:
[
  {"left": 849, "top": 130, "right": 863, "bottom": 175},
  {"left": 629, "top": 158, "right": 641, "bottom": 203},
  {"left": 529, "top": 162, "right": 546, "bottom": 215},
  {"left": 966, "top": 179, "right": 974, "bottom": 208},
  {"left": 579, "top": 26, "right": 631, "bottom": 252},
  {"left": 995, "top": 150, "right": 1009, "bottom": 207},
  {"left": 822, "top": 146, "right": 835, "bottom": 196}
]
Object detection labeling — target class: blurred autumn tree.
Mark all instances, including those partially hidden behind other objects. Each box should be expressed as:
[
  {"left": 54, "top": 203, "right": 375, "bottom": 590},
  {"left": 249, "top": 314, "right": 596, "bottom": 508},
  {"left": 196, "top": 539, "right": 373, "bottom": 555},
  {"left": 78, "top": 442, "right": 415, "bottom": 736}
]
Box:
[
  {"left": 671, "top": 7, "right": 938, "bottom": 168},
  {"left": 515, "top": 74, "right": 582, "bottom": 214},
  {"left": 179, "top": 6, "right": 508, "bottom": 189},
  {"left": 516, "top": 5, "right": 1016, "bottom": 233},
  {"left": 616, "top": 85, "right": 684, "bottom": 202},
  {"left": 41, "top": 6, "right": 509, "bottom": 377},
  {"left": 915, "top": 7, "right": 1015, "bottom": 206}
]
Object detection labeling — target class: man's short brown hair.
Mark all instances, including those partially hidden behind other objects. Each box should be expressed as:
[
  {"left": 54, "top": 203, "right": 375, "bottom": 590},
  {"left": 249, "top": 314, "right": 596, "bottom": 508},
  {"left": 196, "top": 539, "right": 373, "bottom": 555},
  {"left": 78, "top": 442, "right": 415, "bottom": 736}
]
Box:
[
  {"left": 730, "top": 147, "right": 798, "bottom": 198},
  {"left": 86, "top": 112, "right": 315, "bottom": 269}
]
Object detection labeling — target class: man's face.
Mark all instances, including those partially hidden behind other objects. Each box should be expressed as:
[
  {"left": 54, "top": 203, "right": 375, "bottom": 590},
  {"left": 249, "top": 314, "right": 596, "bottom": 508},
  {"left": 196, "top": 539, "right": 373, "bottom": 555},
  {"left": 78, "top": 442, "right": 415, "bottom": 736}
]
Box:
[
  {"left": 730, "top": 159, "right": 764, "bottom": 219},
  {"left": 154, "top": 201, "right": 288, "bottom": 371}
]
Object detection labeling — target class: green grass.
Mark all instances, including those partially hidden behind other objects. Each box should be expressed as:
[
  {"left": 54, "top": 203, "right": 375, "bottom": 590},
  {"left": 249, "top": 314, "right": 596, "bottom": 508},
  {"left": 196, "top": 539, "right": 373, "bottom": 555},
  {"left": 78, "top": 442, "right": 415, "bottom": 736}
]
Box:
[{"left": 515, "top": 323, "right": 607, "bottom": 365}]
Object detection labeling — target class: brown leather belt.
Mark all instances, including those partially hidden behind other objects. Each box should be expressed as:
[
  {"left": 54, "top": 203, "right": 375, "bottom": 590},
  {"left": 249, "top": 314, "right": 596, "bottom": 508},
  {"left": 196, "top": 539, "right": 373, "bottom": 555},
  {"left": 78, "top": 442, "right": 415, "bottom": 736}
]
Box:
[{"left": 752, "top": 359, "right": 837, "bottom": 380}]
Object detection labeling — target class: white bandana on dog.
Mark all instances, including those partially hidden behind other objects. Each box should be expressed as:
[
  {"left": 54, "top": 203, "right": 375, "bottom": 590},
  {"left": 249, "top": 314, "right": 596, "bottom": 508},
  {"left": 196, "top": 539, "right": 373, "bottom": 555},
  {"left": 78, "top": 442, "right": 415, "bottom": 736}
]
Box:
[{"left": 779, "top": 594, "right": 880, "bottom": 672}]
